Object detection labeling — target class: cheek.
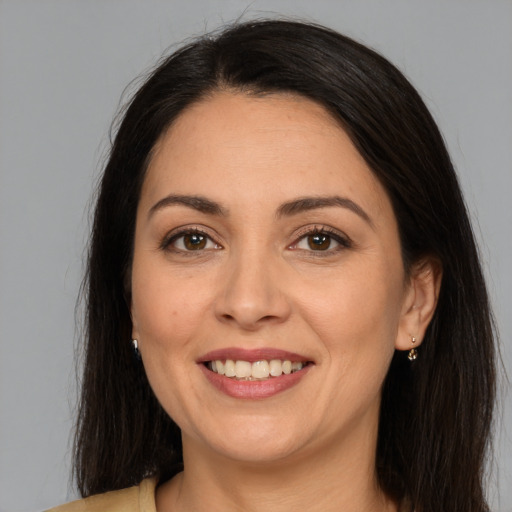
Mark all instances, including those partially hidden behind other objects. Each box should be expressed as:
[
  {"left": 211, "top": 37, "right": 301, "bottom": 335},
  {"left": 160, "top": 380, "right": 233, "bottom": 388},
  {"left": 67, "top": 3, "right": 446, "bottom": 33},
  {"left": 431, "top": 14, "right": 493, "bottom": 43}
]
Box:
[
  {"left": 295, "top": 258, "right": 404, "bottom": 362},
  {"left": 131, "top": 259, "right": 213, "bottom": 347},
  {"left": 303, "top": 267, "right": 402, "bottom": 417},
  {"left": 130, "top": 268, "right": 211, "bottom": 426}
]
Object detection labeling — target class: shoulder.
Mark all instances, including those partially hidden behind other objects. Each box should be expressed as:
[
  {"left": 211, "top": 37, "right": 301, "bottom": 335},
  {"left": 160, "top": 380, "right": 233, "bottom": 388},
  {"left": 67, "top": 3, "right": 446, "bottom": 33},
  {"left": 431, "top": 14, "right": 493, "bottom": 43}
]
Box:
[{"left": 46, "top": 478, "right": 158, "bottom": 512}]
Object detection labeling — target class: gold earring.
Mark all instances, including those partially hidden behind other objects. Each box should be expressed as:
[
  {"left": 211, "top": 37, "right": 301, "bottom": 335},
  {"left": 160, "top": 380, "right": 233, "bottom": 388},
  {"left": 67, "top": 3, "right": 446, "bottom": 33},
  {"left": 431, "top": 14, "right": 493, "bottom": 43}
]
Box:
[{"left": 408, "top": 335, "right": 418, "bottom": 361}]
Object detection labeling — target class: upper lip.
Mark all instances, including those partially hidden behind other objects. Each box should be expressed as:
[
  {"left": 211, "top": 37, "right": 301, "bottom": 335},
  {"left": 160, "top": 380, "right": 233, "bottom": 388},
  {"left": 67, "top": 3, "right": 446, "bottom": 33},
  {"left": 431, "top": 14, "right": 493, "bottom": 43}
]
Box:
[{"left": 197, "top": 347, "right": 312, "bottom": 364}]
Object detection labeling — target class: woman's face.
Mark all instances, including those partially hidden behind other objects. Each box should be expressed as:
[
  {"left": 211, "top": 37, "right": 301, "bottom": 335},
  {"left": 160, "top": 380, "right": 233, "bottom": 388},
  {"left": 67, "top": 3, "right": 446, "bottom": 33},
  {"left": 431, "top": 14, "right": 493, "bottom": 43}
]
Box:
[{"left": 131, "top": 92, "right": 421, "bottom": 465}]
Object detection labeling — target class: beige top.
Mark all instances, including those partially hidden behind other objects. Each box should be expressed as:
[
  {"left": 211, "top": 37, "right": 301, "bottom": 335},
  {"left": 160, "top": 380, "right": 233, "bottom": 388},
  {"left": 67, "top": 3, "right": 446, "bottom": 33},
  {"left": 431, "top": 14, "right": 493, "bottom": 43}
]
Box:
[
  {"left": 47, "top": 477, "right": 413, "bottom": 511},
  {"left": 46, "top": 478, "right": 157, "bottom": 512}
]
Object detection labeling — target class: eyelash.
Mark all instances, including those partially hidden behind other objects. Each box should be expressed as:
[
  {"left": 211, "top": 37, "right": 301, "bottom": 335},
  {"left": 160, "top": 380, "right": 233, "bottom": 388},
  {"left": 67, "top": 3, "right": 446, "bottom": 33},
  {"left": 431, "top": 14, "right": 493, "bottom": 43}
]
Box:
[
  {"left": 160, "top": 227, "right": 221, "bottom": 254},
  {"left": 160, "top": 225, "right": 351, "bottom": 255},
  {"left": 289, "top": 226, "right": 352, "bottom": 255}
]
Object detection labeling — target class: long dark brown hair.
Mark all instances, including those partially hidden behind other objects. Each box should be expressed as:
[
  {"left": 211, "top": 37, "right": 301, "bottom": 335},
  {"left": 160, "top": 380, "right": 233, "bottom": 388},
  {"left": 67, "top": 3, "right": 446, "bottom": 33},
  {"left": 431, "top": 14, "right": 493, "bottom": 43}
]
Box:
[{"left": 74, "top": 19, "right": 496, "bottom": 512}]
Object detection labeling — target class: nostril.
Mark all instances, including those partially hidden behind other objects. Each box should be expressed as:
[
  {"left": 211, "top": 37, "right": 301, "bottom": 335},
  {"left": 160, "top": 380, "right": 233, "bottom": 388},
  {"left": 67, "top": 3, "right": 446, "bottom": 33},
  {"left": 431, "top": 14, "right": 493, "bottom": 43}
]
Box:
[
  {"left": 219, "top": 312, "right": 283, "bottom": 330},
  {"left": 214, "top": 283, "right": 292, "bottom": 329}
]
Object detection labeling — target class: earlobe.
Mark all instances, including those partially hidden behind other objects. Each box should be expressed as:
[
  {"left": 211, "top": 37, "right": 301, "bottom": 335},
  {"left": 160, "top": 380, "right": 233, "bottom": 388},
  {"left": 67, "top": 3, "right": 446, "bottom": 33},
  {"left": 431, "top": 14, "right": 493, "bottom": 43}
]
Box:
[{"left": 395, "top": 257, "right": 442, "bottom": 351}]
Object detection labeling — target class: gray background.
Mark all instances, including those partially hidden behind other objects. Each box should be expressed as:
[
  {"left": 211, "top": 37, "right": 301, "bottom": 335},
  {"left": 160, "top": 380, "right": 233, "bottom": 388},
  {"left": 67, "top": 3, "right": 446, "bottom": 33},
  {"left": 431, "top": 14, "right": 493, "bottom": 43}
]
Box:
[{"left": 0, "top": 1, "right": 511, "bottom": 511}]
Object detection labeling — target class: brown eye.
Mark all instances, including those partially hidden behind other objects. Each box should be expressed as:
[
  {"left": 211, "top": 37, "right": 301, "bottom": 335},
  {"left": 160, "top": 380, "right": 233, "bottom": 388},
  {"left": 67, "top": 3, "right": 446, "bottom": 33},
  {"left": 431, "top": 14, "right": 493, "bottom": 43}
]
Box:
[
  {"left": 307, "top": 233, "right": 331, "bottom": 250},
  {"left": 167, "top": 231, "right": 220, "bottom": 252},
  {"left": 183, "top": 233, "right": 207, "bottom": 250},
  {"left": 291, "top": 228, "right": 350, "bottom": 254}
]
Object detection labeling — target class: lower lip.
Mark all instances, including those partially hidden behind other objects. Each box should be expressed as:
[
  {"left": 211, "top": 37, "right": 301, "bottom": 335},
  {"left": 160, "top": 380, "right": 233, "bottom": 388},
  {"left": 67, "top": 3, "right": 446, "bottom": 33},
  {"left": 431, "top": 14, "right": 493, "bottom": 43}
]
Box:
[{"left": 199, "top": 364, "right": 312, "bottom": 399}]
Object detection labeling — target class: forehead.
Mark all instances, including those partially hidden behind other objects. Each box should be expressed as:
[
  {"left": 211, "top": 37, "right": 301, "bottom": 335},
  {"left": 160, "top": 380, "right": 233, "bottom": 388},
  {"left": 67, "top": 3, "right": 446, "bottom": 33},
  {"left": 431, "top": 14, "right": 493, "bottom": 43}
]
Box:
[{"left": 141, "top": 92, "right": 392, "bottom": 222}]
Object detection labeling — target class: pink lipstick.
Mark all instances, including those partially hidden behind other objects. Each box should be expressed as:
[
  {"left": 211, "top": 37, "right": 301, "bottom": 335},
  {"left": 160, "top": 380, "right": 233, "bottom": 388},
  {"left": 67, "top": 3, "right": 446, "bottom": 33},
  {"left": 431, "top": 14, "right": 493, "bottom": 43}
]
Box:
[
  {"left": 198, "top": 347, "right": 313, "bottom": 399},
  {"left": 198, "top": 347, "right": 309, "bottom": 364}
]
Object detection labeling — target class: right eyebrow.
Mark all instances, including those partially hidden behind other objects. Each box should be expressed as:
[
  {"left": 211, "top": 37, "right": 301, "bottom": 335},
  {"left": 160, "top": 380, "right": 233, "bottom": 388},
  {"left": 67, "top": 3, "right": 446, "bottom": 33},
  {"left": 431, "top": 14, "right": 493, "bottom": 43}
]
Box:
[
  {"left": 147, "top": 194, "right": 228, "bottom": 219},
  {"left": 276, "top": 195, "right": 374, "bottom": 227}
]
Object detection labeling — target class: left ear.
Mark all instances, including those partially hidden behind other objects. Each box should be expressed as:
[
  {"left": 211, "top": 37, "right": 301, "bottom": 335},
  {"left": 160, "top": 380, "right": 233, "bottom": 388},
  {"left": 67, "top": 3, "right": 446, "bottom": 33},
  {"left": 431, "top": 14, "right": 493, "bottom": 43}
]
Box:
[{"left": 395, "top": 256, "right": 443, "bottom": 351}]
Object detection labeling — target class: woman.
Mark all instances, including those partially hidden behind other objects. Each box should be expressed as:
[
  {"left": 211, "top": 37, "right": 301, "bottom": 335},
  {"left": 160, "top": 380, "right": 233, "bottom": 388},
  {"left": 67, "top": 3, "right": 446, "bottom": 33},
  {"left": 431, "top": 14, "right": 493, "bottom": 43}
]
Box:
[{"left": 49, "top": 19, "right": 496, "bottom": 512}]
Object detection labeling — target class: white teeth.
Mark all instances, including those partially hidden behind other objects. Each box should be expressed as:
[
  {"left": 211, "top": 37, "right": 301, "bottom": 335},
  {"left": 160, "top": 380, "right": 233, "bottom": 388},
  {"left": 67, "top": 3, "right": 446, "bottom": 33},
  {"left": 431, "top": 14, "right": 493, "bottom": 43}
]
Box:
[
  {"left": 209, "top": 359, "right": 305, "bottom": 380},
  {"left": 251, "top": 360, "right": 270, "bottom": 379},
  {"left": 224, "top": 359, "right": 236, "bottom": 377},
  {"left": 235, "top": 360, "right": 252, "bottom": 378},
  {"left": 269, "top": 359, "right": 282, "bottom": 376}
]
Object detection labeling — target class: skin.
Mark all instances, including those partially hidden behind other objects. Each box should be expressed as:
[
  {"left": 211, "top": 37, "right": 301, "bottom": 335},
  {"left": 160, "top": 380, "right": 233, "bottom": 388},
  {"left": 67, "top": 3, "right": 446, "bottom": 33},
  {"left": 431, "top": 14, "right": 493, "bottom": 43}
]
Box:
[{"left": 130, "top": 92, "right": 440, "bottom": 512}]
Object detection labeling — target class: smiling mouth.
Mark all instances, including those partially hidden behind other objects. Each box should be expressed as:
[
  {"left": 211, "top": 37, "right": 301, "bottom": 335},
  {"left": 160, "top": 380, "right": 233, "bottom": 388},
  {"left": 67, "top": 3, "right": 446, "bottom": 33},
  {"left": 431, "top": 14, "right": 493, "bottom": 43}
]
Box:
[{"left": 205, "top": 359, "right": 313, "bottom": 381}]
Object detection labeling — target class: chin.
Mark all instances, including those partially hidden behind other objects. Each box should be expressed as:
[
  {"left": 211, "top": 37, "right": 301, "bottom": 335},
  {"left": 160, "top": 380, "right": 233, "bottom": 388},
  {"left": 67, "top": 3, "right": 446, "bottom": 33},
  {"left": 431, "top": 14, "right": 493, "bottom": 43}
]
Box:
[
  {"left": 213, "top": 439, "right": 305, "bottom": 465},
  {"left": 188, "top": 417, "right": 314, "bottom": 464}
]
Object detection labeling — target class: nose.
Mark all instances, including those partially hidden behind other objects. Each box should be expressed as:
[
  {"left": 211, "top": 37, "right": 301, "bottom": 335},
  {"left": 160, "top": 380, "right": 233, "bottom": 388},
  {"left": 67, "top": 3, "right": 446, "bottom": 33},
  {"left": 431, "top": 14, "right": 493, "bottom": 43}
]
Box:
[{"left": 214, "top": 249, "right": 292, "bottom": 331}]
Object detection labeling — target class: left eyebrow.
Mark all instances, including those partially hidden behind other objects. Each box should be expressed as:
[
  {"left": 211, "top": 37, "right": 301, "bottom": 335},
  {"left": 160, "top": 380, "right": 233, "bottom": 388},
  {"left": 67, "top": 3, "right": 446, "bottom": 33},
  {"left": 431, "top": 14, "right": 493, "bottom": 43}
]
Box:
[
  {"left": 147, "top": 194, "right": 228, "bottom": 219},
  {"left": 276, "top": 196, "right": 373, "bottom": 227}
]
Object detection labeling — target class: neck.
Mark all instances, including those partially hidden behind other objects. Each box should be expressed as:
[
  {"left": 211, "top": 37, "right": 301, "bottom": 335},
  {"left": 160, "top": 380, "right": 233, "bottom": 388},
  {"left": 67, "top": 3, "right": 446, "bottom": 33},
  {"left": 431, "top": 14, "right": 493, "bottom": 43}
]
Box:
[{"left": 156, "top": 428, "right": 397, "bottom": 512}]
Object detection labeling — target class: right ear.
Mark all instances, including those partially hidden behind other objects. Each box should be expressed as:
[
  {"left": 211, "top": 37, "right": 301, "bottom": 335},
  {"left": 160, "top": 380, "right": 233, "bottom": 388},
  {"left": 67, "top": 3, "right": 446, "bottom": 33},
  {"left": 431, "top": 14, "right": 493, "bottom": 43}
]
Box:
[{"left": 394, "top": 255, "right": 442, "bottom": 352}]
